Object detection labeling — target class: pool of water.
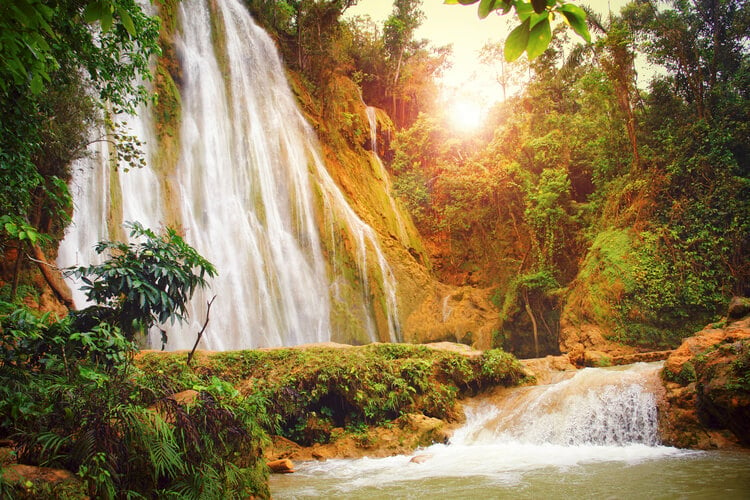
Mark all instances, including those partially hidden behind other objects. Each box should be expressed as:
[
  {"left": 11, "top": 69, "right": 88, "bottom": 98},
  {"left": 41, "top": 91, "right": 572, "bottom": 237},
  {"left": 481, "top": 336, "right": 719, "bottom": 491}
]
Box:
[{"left": 270, "top": 447, "right": 750, "bottom": 499}]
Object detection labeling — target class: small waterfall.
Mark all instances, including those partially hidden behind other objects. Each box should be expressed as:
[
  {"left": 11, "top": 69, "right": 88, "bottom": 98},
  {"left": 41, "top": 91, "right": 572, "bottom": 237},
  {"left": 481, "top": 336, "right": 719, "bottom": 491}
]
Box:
[
  {"left": 58, "top": 0, "right": 402, "bottom": 349},
  {"left": 455, "top": 362, "right": 663, "bottom": 447},
  {"left": 271, "top": 362, "right": 692, "bottom": 498},
  {"left": 441, "top": 294, "right": 452, "bottom": 323}
]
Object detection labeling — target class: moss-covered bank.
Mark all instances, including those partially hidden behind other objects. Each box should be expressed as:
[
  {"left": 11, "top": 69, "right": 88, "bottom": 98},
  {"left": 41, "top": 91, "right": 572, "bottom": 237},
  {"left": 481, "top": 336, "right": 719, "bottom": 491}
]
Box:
[{"left": 137, "top": 343, "right": 528, "bottom": 448}]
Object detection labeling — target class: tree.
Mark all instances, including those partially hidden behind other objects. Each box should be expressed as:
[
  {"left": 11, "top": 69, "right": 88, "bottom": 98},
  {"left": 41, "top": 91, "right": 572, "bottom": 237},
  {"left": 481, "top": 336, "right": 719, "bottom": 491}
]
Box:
[
  {"left": 69, "top": 222, "right": 217, "bottom": 343},
  {"left": 479, "top": 40, "right": 530, "bottom": 100},
  {"left": 384, "top": 0, "right": 427, "bottom": 124},
  {"left": 384, "top": 0, "right": 425, "bottom": 88},
  {"left": 0, "top": 0, "right": 159, "bottom": 304}
]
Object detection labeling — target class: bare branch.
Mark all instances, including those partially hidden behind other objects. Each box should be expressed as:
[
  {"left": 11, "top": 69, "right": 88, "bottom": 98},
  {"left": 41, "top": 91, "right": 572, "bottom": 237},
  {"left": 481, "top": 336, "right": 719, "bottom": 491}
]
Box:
[{"left": 187, "top": 295, "right": 217, "bottom": 367}]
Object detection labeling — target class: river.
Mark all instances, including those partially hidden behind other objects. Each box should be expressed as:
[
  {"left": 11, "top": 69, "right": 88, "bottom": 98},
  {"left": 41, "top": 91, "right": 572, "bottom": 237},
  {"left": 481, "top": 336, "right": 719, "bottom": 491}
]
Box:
[{"left": 270, "top": 363, "right": 750, "bottom": 499}]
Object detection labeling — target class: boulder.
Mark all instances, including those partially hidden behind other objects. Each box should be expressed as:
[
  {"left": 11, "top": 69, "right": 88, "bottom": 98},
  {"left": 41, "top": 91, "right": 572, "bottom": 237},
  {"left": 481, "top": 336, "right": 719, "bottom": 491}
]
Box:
[
  {"left": 694, "top": 338, "right": 750, "bottom": 446},
  {"left": 727, "top": 296, "right": 750, "bottom": 320},
  {"left": 521, "top": 355, "right": 577, "bottom": 385},
  {"left": 0, "top": 464, "right": 85, "bottom": 495},
  {"left": 559, "top": 321, "right": 636, "bottom": 367},
  {"left": 659, "top": 316, "right": 750, "bottom": 448},
  {"left": 267, "top": 459, "right": 295, "bottom": 473},
  {"left": 403, "top": 286, "right": 501, "bottom": 349}
]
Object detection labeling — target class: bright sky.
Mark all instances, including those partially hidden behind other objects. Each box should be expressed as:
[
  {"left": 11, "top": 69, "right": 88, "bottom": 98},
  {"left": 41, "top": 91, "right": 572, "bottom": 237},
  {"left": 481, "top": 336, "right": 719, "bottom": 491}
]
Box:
[{"left": 346, "top": 0, "right": 633, "bottom": 130}]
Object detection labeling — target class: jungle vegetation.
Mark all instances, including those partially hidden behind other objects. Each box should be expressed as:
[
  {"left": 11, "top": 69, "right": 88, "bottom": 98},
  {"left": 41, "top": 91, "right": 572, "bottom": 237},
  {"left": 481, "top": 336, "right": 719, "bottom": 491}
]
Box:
[{"left": 0, "top": 0, "right": 748, "bottom": 496}]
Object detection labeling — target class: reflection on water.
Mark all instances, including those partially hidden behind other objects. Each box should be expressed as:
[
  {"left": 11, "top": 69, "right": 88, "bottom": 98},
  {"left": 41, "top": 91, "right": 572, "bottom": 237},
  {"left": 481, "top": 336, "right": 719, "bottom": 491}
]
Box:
[{"left": 271, "top": 364, "right": 750, "bottom": 498}]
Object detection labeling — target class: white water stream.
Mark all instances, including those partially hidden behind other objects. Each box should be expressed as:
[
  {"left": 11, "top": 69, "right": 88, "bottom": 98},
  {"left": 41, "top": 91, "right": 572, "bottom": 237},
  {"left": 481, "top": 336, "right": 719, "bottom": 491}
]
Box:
[
  {"left": 58, "top": 0, "right": 402, "bottom": 349},
  {"left": 271, "top": 363, "right": 750, "bottom": 498}
]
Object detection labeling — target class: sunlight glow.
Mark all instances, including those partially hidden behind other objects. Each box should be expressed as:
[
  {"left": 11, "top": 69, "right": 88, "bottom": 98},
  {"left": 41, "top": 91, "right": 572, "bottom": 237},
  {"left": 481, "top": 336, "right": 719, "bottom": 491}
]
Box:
[{"left": 448, "top": 99, "right": 485, "bottom": 132}]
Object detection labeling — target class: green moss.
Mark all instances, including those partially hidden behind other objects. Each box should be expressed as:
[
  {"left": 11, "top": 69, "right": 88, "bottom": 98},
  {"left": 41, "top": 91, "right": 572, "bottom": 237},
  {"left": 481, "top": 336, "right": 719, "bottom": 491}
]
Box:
[
  {"left": 136, "top": 345, "right": 526, "bottom": 446},
  {"left": 154, "top": 0, "right": 181, "bottom": 35},
  {"left": 207, "top": 0, "right": 231, "bottom": 92}
]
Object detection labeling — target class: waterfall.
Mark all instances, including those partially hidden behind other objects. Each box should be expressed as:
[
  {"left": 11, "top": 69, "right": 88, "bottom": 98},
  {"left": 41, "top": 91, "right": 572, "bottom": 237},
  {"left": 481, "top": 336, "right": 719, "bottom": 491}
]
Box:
[
  {"left": 454, "top": 362, "right": 663, "bottom": 447},
  {"left": 271, "top": 362, "right": 693, "bottom": 498},
  {"left": 58, "top": 0, "right": 401, "bottom": 349}
]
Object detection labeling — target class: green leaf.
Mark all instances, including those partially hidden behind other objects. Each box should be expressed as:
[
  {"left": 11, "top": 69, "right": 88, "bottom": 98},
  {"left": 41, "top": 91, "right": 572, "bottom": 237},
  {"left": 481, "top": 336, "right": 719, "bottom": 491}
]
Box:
[
  {"left": 526, "top": 17, "right": 551, "bottom": 59},
  {"left": 117, "top": 7, "right": 136, "bottom": 37},
  {"left": 30, "top": 73, "right": 43, "bottom": 94},
  {"left": 101, "top": 11, "right": 113, "bottom": 32},
  {"left": 515, "top": 1, "right": 534, "bottom": 21},
  {"left": 529, "top": 11, "right": 549, "bottom": 29},
  {"left": 531, "top": 0, "right": 547, "bottom": 14},
  {"left": 560, "top": 5, "right": 591, "bottom": 43},
  {"left": 478, "top": 0, "right": 499, "bottom": 19},
  {"left": 83, "top": 1, "right": 104, "bottom": 23},
  {"left": 504, "top": 18, "right": 530, "bottom": 62}
]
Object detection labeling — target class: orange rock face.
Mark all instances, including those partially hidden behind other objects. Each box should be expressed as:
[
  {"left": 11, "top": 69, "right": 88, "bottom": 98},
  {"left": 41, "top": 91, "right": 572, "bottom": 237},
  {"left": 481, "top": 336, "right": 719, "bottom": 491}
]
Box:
[{"left": 659, "top": 316, "right": 750, "bottom": 449}]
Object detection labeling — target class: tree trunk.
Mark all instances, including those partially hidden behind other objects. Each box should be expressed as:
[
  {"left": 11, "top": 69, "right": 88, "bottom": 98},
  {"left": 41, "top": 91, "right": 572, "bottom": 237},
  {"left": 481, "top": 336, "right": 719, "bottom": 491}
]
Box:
[
  {"left": 30, "top": 243, "right": 75, "bottom": 309},
  {"left": 523, "top": 290, "right": 539, "bottom": 358}
]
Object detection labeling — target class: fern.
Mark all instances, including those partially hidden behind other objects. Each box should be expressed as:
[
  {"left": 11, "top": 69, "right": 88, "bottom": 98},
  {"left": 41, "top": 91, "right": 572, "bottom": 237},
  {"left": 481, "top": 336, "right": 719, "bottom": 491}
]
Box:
[{"left": 36, "top": 431, "right": 72, "bottom": 467}]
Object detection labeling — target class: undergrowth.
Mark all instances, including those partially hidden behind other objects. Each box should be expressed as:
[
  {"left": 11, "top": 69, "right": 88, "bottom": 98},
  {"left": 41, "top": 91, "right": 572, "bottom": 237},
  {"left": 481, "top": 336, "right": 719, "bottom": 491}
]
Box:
[{"left": 137, "top": 344, "right": 528, "bottom": 446}]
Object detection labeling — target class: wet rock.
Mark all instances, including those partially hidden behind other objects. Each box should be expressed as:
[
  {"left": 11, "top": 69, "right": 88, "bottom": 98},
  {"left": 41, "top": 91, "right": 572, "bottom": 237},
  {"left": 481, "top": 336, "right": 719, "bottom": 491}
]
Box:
[
  {"left": 559, "top": 322, "right": 636, "bottom": 367},
  {"left": 409, "top": 454, "right": 432, "bottom": 464},
  {"left": 695, "top": 339, "right": 750, "bottom": 446},
  {"left": 267, "top": 458, "right": 295, "bottom": 473},
  {"left": 521, "top": 355, "right": 577, "bottom": 385},
  {"left": 659, "top": 316, "right": 750, "bottom": 448},
  {"left": 727, "top": 296, "right": 750, "bottom": 320},
  {"left": 268, "top": 413, "right": 455, "bottom": 463},
  {"left": 0, "top": 464, "right": 85, "bottom": 495},
  {"left": 403, "top": 286, "right": 501, "bottom": 349}
]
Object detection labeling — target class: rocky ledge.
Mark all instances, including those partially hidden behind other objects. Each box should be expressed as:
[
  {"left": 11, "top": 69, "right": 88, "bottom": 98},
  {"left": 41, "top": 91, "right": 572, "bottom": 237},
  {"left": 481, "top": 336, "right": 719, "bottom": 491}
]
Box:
[{"left": 659, "top": 299, "right": 750, "bottom": 449}]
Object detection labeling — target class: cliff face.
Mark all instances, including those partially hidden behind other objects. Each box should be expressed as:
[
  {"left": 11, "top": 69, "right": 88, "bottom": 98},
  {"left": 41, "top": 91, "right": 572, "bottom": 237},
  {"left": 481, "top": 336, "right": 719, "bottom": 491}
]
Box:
[
  {"left": 659, "top": 305, "right": 750, "bottom": 449},
  {"left": 287, "top": 72, "right": 515, "bottom": 349}
]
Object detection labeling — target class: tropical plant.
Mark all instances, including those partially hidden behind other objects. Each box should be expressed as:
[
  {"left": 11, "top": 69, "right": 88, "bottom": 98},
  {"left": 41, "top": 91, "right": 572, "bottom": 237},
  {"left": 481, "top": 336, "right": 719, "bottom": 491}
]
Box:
[
  {"left": 445, "top": 0, "right": 591, "bottom": 61},
  {"left": 68, "top": 222, "right": 217, "bottom": 343}
]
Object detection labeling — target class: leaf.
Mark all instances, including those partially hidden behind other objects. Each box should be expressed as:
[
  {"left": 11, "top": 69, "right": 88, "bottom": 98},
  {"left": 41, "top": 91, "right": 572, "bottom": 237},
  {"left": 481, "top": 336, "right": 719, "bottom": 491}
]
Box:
[
  {"left": 526, "top": 17, "right": 551, "bottom": 59},
  {"left": 504, "top": 18, "right": 530, "bottom": 62},
  {"left": 515, "top": 1, "right": 534, "bottom": 21},
  {"left": 531, "top": 0, "right": 547, "bottom": 14},
  {"left": 83, "top": 1, "right": 104, "bottom": 23},
  {"left": 100, "top": 11, "right": 113, "bottom": 32},
  {"left": 30, "top": 72, "right": 44, "bottom": 94},
  {"left": 560, "top": 5, "right": 591, "bottom": 43},
  {"left": 478, "top": 0, "right": 499, "bottom": 19},
  {"left": 529, "top": 11, "right": 549, "bottom": 29},
  {"left": 117, "top": 7, "right": 136, "bottom": 37}
]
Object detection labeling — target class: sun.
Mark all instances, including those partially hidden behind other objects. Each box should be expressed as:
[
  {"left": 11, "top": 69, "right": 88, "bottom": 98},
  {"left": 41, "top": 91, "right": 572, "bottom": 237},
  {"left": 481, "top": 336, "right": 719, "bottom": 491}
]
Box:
[{"left": 447, "top": 99, "right": 485, "bottom": 132}]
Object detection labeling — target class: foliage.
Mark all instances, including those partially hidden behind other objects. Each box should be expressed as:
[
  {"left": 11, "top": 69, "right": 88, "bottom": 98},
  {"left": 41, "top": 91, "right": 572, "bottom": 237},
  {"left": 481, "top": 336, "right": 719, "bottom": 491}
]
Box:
[
  {"left": 445, "top": 0, "right": 591, "bottom": 61},
  {"left": 68, "top": 222, "right": 217, "bottom": 342},
  {"left": 137, "top": 344, "right": 527, "bottom": 446},
  {"left": 0, "top": 0, "right": 160, "bottom": 282},
  {"left": 0, "top": 307, "right": 268, "bottom": 497}
]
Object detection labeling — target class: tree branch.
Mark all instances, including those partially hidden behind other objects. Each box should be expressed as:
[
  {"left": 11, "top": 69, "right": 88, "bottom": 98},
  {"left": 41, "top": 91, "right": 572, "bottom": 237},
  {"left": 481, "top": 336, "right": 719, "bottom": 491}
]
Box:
[{"left": 186, "top": 295, "right": 216, "bottom": 367}]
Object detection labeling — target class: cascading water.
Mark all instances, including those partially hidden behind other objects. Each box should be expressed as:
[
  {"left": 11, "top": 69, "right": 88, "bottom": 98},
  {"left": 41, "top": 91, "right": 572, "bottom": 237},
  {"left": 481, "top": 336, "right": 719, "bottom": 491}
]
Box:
[
  {"left": 272, "top": 363, "right": 743, "bottom": 499},
  {"left": 456, "top": 362, "right": 662, "bottom": 447},
  {"left": 57, "top": 0, "right": 401, "bottom": 349}
]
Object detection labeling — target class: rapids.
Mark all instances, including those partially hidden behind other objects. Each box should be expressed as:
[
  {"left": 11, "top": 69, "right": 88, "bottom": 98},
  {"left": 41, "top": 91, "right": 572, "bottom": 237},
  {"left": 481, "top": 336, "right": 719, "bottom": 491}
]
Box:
[{"left": 271, "top": 363, "right": 750, "bottom": 499}]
